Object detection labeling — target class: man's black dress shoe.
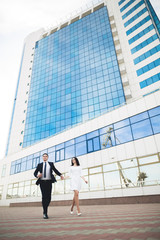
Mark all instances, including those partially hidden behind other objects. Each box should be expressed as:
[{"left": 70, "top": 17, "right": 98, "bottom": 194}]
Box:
[{"left": 43, "top": 214, "right": 48, "bottom": 219}]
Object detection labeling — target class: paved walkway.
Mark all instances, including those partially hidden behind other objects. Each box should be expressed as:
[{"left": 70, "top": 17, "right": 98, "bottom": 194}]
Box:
[{"left": 0, "top": 204, "right": 160, "bottom": 240}]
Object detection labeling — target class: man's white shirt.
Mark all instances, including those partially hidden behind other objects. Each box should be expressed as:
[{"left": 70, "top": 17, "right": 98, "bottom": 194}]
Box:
[{"left": 41, "top": 161, "right": 51, "bottom": 180}]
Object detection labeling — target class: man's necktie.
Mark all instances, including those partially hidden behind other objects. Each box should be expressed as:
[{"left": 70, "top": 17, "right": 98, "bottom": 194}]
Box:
[{"left": 44, "top": 162, "right": 46, "bottom": 178}]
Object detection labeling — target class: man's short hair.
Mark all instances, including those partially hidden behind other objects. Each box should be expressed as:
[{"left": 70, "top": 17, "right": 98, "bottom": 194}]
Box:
[{"left": 42, "top": 153, "right": 48, "bottom": 157}]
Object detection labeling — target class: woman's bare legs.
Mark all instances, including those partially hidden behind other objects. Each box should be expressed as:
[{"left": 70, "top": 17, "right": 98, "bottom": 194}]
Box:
[
  {"left": 71, "top": 196, "right": 75, "bottom": 211},
  {"left": 74, "top": 190, "right": 80, "bottom": 213}
]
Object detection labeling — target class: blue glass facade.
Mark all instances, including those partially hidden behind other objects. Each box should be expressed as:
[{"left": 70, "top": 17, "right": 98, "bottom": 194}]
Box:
[
  {"left": 120, "top": 0, "right": 160, "bottom": 89},
  {"left": 23, "top": 7, "right": 125, "bottom": 148},
  {"left": 122, "top": 0, "right": 145, "bottom": 20},
  {"left": 10, "top": 105, "right": 160, "bottom": 175},
  {"left": 124, "top": 8, "right": 147, "bottom": 27},
  {"left": 146, "top": 0, "right": 160, "bottom": 36}
]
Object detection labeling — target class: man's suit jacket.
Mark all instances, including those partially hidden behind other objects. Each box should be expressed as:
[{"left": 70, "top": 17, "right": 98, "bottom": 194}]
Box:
[{"left": 34, "top": 162, "right": 62, "bottom": 185}]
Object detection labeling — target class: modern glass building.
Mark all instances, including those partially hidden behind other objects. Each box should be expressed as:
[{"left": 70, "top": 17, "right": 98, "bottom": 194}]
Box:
[{"left": 0, "top": 0, "right": 160, "bottom": 206}]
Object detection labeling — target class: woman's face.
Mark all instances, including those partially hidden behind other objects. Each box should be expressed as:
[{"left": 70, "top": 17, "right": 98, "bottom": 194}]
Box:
[{"left": 72, "top": 158, "right": 76, "bottom": 164}]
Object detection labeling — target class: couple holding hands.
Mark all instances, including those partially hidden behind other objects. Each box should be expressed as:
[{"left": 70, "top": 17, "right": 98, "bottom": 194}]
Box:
[{"left": 34, "top": 153, "right": 88, "bottom": 219}]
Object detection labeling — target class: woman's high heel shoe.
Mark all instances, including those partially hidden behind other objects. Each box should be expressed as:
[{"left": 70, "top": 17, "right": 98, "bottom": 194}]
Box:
[
  {"left": 77, "top": 210, "right": 81, "bottom": 216},
  {"left": 70, "top": 206, "right": 74, "bottom": 214}
]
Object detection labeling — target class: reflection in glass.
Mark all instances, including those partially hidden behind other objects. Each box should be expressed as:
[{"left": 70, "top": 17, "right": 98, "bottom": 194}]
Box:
[
  {"left": 121, "top": 168, "right": 138, "bottom": 187},
  {"left": 131, "top": 119, "right": 152, "bottom": 140},
  {"left": 115, "top": 126, "right": 132, "bottom": 144},
  {"left": 148, "top": 106, "right": 160, "bottom": 117},
  {"left": 89, "top": 173, "right": 104, "bottom": 191},
  {"left": 100, "top": 128, "right": 115, "bottom": 148},
  {"left": 130, "top": 112, "right": 148, "bottom": 124},
  {"left": 139, "top": 163, "right": 160, "bottom": 185},
  {"left": 76, "top": 141, "right": 87, "bottom": 156},
  {"left": 104, "top": 171, "right": 121, "bottom": 189},
  {"left": 114, "top": 119, "right": 129, "bottom": 129},
  {"left": 150, "top": 115, "right": 160, "bottom": 134},
  {"left": 65, "top": 145, "right": 75, "bottom": 159}
]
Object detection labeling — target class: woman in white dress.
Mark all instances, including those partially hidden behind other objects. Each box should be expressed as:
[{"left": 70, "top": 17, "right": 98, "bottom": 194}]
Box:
[{"left": 67, "top": 157, "right": 88, "bottom": 216}]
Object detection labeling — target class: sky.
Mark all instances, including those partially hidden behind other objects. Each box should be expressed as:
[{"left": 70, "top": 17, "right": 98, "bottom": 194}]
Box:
[{"left": 0, "top": 0, "right": 160, "bottom": 159}]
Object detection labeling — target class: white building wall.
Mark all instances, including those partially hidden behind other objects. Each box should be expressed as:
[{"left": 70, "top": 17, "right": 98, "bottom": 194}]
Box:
[
  {"left": 0, "top": 91, "right": 160, "bottom": 206},
  {"left": 7, "top": 29, "right": 44, "bottom": 156}
]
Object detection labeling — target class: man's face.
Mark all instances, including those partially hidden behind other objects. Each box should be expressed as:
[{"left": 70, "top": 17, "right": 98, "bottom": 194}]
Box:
[{"left": 43, "top": 155, "right": 48, "bottom": 162}]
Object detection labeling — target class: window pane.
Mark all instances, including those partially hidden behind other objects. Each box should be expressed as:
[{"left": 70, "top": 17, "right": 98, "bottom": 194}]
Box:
[
  {"left": 75, "top": 135, "right": 86, "bottom": 143},
  {"left": 82, "top": 169, "right": 88, "bottom": 175},
  {"left": 65, "top": 139, "right": 75, "bottom": 147},
  {"left": 18, "top": 187, "right": 24, "bottom": 198},
  {"left": 103, "top": 163, "right": 118, "bottom": 172},
  {"left": 115, "top": 126, "right": 132, "bottom": 144},
  {"left": 21, "top": 161, "right": 26, "bottom": 172},
  {"left": 131, "top": 119, "right": 152, "bottom": 140},
  {"left": 121, "top": 168, "right": 138, "bottom": 187},
  {"left": 48, "top": 146, "right": 55, "bottom": 153},
  {"left": 56, "top": 151, "right": 60, "bottom": 161},
  {"left": 130, "top": 112, "right": 148, "bottom": 124},
  {"left": 89, "top": 167, "right": 102, "bottom": 174},
  {"left": 100, "top": 127, "right": 115, "bottom": 148},
  {"left": 76, "top": 141, "right": 87, "bottom": 156},
  {"left": 150, "top": 115, "right": 160, "bottom": 134},
  {"left": 56, "top": 143, "right": 64, "bottom": 150},
  {"left": 24, "top": 186, "right": 30, "bottom": 197},
  {"left": 31, "top": 185, "right": 37, "bottom": 197},
  {"left": 89, "top": 173, "right": 104, "bottom": 191},
  {"left": 60, "top": 149, "right": 64, "bottom": 160},
  {"left": 87, "top": 139, "right": 93, "bottom": 153},
  {"left": 104, "top": 171, "right": 121, "bottom": 189},
  {"left": 120, "top": 159, "right": 138, "bottom": 168},
  {"left": 48, "top": 151, "right": 55, "bottom": 162},
  {"left": 65, "top": 145, "right": 75, "bottom": 159},
  {"left": 93, "top": 137, "right": 100, "bottom": 151},
  {"left": 12, "top": 188, "right": 18, "bottom": 198},
  {"left": 114, "top": 119, "right": 130, "bottom": 129},
  {"left": 64, "top": 178, "right": 70, "bottom": 194},
  {"left": 7, "top": 189, "right": 12, "bottom": 199},
  {"left": 99, "top": 125, "right": 113, "bottom": 135},
  {"left": 87, "top": 130, "right": 99, "bottom": 139},
  {"left": 139, "top": 155, "right": 159, "bottom": 165},
  {"left": 148, "top": 106, "right": 160, "bottom": 117},
  {"left": 81, "top": 176, "right": 89, "bottom": 192},
  {"left": 26, "top": 159, "right": 32, "bottom": 170},
  {"left": 139, "top": 163, "right": 160, "bottom": 185}
]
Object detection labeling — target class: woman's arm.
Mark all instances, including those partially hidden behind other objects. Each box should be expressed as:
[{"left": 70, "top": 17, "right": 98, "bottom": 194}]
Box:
[{"left": 81, "top": 176, "right": 88, "bottom": 184}]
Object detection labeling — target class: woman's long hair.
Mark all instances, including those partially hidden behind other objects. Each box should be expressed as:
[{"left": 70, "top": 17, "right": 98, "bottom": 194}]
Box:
[{"left": 71, "top": 157, "right": 80, "bottom": 166}]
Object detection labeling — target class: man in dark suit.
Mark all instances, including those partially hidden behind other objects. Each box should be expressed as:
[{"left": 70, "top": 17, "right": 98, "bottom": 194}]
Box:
[{"left": 34, "top": 153, "right": 64, "bottom": 219}]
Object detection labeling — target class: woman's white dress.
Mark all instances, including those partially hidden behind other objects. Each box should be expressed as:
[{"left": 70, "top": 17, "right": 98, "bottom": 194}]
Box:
[{"left": 69, "top": 166, "right": 82, "bottom": 191}]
